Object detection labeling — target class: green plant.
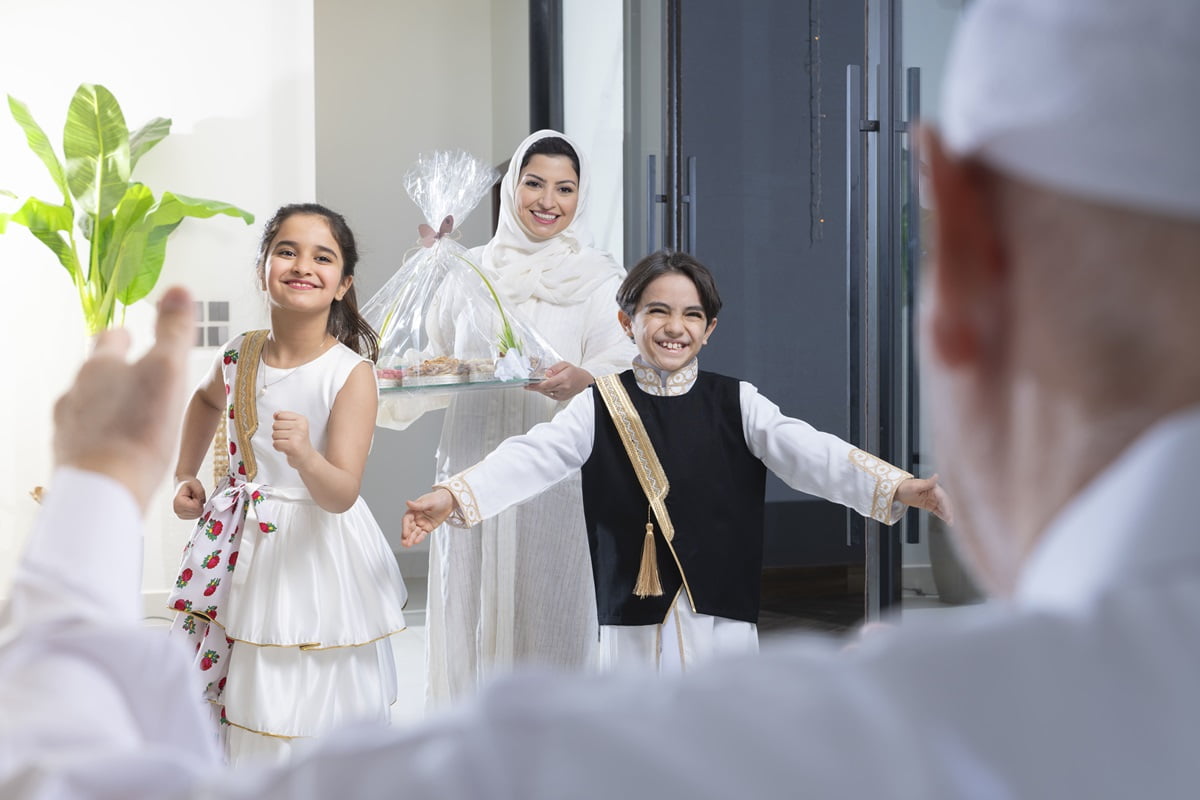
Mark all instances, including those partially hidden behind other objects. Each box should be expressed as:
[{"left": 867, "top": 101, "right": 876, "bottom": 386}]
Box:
[
  {"left": 453, "top": 252, "right": 523, "bottom": 355},
  {"left": 0, "top": 83, "right": 254, "bottom": 333}
]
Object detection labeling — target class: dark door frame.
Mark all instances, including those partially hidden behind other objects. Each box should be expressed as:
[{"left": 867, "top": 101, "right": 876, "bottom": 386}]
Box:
[{"left": 529, "top": 0, "right": 565, "bottom": 132}]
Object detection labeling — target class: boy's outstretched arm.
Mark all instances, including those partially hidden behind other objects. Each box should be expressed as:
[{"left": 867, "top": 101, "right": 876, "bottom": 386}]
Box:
[
  {"left": 402, "top": 488, "right": 456, "bottom": 547},
  {"left": 895, "top": 474, "right": 954, "bottom": 523}
]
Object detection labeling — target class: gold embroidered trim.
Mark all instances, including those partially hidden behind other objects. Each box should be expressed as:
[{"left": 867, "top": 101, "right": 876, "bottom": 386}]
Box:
[
  {"left": 632, "top": 358, "right": 698, "bottom": 396},
  {"left": 233, "top": 330, "right": 269, "bottom": 482},
  {"left": 595, "top": 375, "right": 674, "bottom": 543},
  {"left": 438, "top": 473, "right": 482, "bottom": 527},
  {"left": 596, "top": 375, "right": 697, "bottom": 608},
  {"left": 848, "top": 448, "right": 912, "bottom": 523}
]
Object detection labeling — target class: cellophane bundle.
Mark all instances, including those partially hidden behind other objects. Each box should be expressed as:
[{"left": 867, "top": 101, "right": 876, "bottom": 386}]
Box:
[{"left": 362, "top": 150, "right": 562, "bottom": 394}]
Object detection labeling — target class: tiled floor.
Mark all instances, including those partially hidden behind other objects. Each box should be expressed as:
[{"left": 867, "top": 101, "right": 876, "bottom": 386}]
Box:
[{"left": 385, "top": 583, "right": 974, "bottom": 724}]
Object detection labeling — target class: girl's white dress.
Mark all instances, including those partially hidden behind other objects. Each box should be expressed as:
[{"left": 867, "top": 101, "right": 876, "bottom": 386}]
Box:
[{"left": 170, "top": 334, "right": 407, "bottom": 765}]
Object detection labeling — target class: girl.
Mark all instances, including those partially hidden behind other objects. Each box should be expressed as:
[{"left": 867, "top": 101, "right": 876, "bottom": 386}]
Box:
[
  {"left": 168, "top": 204, "right": 408, "bottom": 764},
  {"left": 403, "top": 250, "right": 950, "bottom": 673}
]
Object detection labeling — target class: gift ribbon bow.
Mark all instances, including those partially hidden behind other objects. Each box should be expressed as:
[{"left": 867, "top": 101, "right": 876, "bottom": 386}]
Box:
[{"left": 418, "top": 214, "right": 454, "bottom": 247}]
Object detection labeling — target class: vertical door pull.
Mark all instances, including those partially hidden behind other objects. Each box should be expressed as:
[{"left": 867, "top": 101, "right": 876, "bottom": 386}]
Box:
[
  {"left": 646, "top": 154, "right": 658, "bottom": 254},
  {"left": 681, "top": 156, "right": 698, "bottom": 254},
  {"left": 904, "top": 66, "right": 922, "bottom": 544}
]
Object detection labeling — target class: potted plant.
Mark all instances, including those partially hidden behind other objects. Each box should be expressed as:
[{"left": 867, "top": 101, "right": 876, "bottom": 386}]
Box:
[{"left": 0, "top": 82, "right": 254, "bottom": 333}]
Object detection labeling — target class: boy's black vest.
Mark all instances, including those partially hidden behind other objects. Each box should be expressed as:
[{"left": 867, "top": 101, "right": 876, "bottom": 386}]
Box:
[{"left": 581, "top": 370, "right": 767, "bottom": 625}]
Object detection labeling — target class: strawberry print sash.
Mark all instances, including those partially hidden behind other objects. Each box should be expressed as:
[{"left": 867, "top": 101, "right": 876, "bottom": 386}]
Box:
[{"left": 167, "top": 330, "right": 277, "bottom": 710}]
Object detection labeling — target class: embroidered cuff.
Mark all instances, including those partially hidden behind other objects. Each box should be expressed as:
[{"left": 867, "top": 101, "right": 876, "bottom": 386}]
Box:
[
  {"left": 436, "top": 474, "right": 482, "bottom": 528},
  {"left": 849, "top": 449, "right": 912, "bottom": 524}
]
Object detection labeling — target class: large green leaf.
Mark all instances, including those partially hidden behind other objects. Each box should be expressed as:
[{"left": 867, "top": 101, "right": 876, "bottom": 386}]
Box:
[
  {"left": 162, "top": 192, "right": 255, "bottom": 225},
  {"left": 114, "top": 190, "right": 254, "bottom": 306},
  {"left": 7, "top": 95, "right": 70, "bottom": 204},
  {"left": 63, "top": 84, "right": 130, "bottom": 218},
  {"left": 129, "top": 117, "right": 171, "bottom": 170},
  {"left": 99, "top": 183, "right": 155, "bottom": 295},
  {"left": 9, "top": 196, "right": 80, "bottom": 278}
]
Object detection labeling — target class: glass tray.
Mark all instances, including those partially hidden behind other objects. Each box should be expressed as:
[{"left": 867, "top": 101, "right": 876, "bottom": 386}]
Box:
[{"left": 379, "top": 377, "right": 543, "bottom": 394}]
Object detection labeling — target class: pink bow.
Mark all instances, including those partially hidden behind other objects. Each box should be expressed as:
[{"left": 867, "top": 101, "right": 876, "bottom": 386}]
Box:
[{"left": 418, "top": 214, "right": 454, "bottom": 247}]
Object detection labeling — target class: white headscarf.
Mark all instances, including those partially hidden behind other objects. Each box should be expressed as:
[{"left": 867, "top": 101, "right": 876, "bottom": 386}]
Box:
[
  {"left": 940, "top": 0, "right": 1200, "bottom": 220},
  {"left": 479, "top": 129, "right": 626, "bottom": 305}
]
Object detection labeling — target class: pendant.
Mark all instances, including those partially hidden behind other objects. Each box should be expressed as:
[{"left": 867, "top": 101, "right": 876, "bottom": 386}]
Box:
[{"left": 258, "top": 386, "right": 268, "bottom": 397}]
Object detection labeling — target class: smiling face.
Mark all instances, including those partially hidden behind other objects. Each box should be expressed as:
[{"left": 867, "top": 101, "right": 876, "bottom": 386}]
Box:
[
  {"left": 515, "top": 153, "right": 580, "bottom": 240},
  {"left": 619, "top": 272, "right": 718, "bottom": 373},
  {"left": 261, "top": 213, "right": 352, "bottom": 314}
]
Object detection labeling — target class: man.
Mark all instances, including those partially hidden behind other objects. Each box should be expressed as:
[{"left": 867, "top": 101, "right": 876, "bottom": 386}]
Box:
[{"left": 4, "top": 0, "right": 1200, "bottom": 796}]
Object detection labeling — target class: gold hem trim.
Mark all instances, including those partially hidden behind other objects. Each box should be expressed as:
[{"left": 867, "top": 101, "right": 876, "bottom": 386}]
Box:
[
  {"left": 227, "top": 625, "right": 408, "bottom": 651},
  {"left": 219, "top": 711, "right": 303, "bottom": 741},
  {"left": 171, "top": 608, "right": 228, "bottom": 631}
]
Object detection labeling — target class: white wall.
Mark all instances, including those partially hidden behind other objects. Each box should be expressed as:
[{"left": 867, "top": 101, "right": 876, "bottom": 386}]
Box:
[
  {"left": 0, "top": 0, "right": 316, "bottom": 606},
  {"left": 563, "top": 0, "right": 625, "bottom": 264}
]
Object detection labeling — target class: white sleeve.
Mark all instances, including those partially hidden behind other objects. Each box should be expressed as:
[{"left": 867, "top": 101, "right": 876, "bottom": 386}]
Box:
[
  {"left": 739, "top": 382, "right": 911, "bottom": 524},
  {"left": 0, "top": 468, "right": 220, "bottom": 797},
  {"left": 439, "top": 390, "right": 596, "bottom": 525},
  {"left": 6, "top": 468, "right": 144, "bottom": 627},
  {"left": 577, "top": 273, "right": 638, "bottom": 378}
]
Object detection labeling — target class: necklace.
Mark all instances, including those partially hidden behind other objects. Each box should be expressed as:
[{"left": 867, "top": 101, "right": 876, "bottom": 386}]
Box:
[{"left": 258, "top": 335, "right": 332, "bottom": 397}]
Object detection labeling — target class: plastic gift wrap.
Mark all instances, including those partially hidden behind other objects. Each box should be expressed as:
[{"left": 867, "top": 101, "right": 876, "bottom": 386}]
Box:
[{"left": 362, "top": 150, "right": 562, "bottom": 399}]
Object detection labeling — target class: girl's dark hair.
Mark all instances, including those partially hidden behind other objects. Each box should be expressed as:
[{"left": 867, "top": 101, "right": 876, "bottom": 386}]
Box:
[
  {"left": 255, "top": 203, "right": 379, "bottom": 362},
  {"left": 519, "top": 135, "right": 580, "bottom": 177},
  {"left": 616, "top": 250, "right": 723, "bottom": 320}
]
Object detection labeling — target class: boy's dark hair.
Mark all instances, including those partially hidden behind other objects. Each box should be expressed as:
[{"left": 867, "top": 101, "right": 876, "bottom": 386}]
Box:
[
  {"left": 520, "top": 135, "right": 581, "bottom": 178},
  {"left": 255, "top": 203, "right": 379, "bottom": 362},
  {"left": 617, "top": 250, "right": 723, "bottom": 320}
]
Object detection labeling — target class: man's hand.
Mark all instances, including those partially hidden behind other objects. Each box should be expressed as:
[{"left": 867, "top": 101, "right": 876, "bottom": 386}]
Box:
[
  {"left": 895, "top": 474, "right": 954, "bottom": 524},
  {"left": 53, "top": 287, "right": 195, "bottom": 511},
  {"left": 401, "top": 487, "right": 457, "bottom": 547}
]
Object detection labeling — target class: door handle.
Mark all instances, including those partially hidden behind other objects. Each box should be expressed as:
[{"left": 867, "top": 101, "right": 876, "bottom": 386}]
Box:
[
  {"left": 681, "top": 155, "right": 698, "bottom": 254},
  {"left": 904, "top": 66, "right": 922, "bottom": 544},
  {"left": 646, "top": 153, "right": 658, "bottom": 254},
  {"left": 846, "top": 63, "right": 865, "bottom": 549}
]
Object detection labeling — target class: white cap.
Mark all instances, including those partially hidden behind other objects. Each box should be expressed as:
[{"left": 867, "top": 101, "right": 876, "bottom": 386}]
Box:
[{"left": 940, "top": 0, "right": 1200, "bottom": 220}]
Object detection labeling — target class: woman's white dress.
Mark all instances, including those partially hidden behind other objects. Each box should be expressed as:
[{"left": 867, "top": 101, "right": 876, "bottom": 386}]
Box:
[
  {"left": 426, "top": 280, "right": 634, "bottom": 702},
  {"left": 376, "top": 130, "right": 636, "bottom": 706}
]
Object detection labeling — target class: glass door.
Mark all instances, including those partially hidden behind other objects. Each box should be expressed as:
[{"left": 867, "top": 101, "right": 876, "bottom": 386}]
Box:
[{"left": 861, "top": 0, "right": 969, "bottom": 616}]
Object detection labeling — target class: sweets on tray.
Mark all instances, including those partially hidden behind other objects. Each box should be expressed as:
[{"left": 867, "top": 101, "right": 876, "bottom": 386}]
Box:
[
  {"left": 374, "top": 354, "right": 550, "bottom": 390},
  {"left": 376, "top": 367, "right": 405, "bottom": 388}
]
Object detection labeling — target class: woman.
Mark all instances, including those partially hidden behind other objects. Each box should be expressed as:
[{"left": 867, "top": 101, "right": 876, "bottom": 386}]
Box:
[{"left": 425, "top": 130, "right": 635, "bottom": 704}]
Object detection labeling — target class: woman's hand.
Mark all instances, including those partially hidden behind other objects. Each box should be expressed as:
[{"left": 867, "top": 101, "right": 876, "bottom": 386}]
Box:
[
  {"left": 172, "top": 477, "right": 207, "bottom": 520},
  {"left": 526, "top": 361, "right": 594, "bottom": 403},
  {"left": 272, "top": 411, "right": 316, "bottom": 470},
  {"left": 402, "top": 487, "right": 457, "bottom": 547},
  {"left": 895, "top": 474, "right": 954, "bottom": 524}
]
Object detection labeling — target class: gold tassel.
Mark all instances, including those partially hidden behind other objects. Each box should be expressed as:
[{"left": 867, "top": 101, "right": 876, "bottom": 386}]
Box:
[{"left": 633, "top": 509, "right": 663, "bottom": 598}]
